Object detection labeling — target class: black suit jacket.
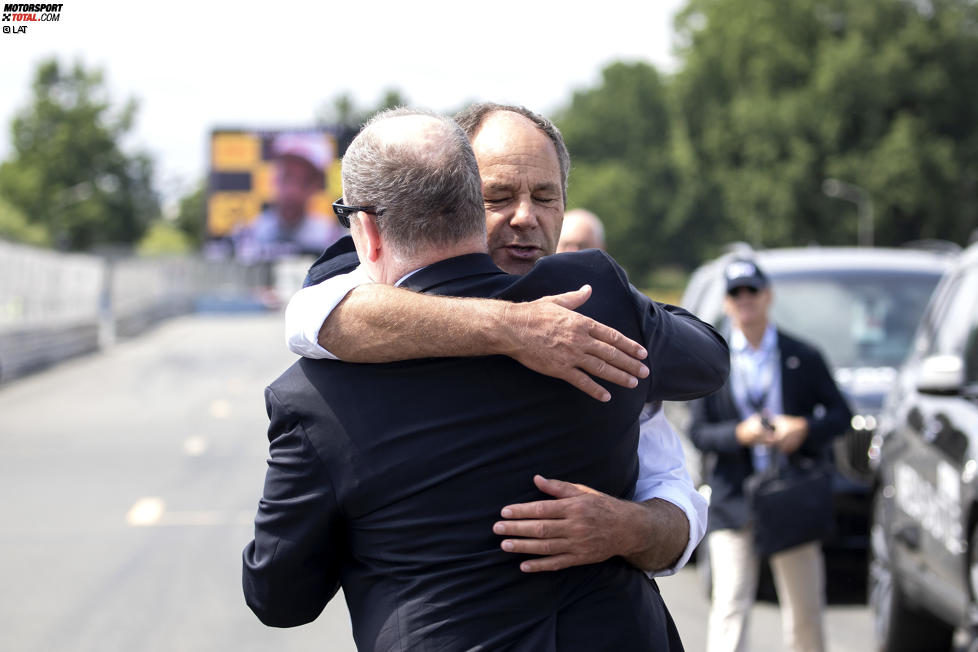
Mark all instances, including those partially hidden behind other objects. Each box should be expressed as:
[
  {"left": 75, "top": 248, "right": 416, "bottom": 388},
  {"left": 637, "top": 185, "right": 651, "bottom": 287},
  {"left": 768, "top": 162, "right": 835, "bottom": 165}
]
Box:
[
  {"left": 243, "top": 249, "right": 729, "bottom": 651},
  {"left": 688, "top": 329, "right": 852, "bottom": 533}
]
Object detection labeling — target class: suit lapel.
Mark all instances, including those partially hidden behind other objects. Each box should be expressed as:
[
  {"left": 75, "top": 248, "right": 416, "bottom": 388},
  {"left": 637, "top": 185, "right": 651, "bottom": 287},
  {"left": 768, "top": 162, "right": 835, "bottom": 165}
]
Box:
[{"left": 778, "top": 332, "right": 803, "bottom": 416}]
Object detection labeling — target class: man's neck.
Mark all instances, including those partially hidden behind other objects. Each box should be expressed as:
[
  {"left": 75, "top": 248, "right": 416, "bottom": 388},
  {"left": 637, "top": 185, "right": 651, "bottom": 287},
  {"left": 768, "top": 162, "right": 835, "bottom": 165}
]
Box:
[
  {"left": 738, "top": 320, "right": 769, "bottom": 350},
  {"left": 377, "top": 236, "right": 488, "bottom": 285}
]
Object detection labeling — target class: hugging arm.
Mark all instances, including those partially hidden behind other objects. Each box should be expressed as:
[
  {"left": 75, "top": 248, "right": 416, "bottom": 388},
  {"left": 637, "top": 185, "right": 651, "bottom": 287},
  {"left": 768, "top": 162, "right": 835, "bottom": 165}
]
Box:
[{"left": 286, "top": 276, "right": 650, "bottom": 402}]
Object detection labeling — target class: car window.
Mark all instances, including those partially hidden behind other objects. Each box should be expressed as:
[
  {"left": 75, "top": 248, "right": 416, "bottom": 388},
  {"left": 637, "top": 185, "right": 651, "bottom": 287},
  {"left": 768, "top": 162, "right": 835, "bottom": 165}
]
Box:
[
  {"left": 928, "top": 268, "right": 978, "bottom": 382},
  {"left": 768, "top": 270, "right": 942, "bottom": 369}
]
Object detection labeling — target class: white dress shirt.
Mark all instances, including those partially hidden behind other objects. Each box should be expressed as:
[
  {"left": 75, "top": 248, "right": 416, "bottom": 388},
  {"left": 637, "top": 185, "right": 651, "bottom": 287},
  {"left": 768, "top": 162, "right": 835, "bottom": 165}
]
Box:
[
  {"left": 728, "top": 323, "right": 782, "bottom": 472},
  {"left": 283, "top": 268, "right": 707, "bottom": 575}
]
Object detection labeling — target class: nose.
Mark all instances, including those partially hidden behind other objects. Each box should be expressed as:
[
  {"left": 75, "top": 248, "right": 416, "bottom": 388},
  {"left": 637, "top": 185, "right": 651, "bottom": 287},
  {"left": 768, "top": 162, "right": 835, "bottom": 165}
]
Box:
[{"left": 510, "top": 195, "right": 538, "bottom": 230}]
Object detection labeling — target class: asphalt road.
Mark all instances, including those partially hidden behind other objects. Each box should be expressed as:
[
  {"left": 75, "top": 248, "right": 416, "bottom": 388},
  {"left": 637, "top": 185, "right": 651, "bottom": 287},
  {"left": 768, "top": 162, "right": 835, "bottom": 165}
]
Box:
[{"left": 0, "top": 312, "right": 875, "bottom": 651}]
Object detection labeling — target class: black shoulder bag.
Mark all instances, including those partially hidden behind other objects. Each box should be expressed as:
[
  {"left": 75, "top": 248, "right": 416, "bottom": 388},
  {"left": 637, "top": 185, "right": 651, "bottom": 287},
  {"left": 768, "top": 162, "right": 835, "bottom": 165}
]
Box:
[{"left": 745, "top": 451, "right": 834, "bottom": 556}]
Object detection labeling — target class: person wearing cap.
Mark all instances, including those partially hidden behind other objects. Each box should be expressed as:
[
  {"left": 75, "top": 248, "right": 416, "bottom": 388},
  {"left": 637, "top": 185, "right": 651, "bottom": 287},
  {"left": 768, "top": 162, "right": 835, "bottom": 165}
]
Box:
[
  {"left": 234, "top": 132, "right": 344, "bottom": 262},
  {"left": 689, "top": 258, "right": 851, "bottom": 652}
]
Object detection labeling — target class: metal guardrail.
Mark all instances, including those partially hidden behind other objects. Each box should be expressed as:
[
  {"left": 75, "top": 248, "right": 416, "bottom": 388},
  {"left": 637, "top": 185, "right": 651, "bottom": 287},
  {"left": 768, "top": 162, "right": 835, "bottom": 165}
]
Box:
[{"left": 0, "top": 240, "right": 314, "bottom": 383}]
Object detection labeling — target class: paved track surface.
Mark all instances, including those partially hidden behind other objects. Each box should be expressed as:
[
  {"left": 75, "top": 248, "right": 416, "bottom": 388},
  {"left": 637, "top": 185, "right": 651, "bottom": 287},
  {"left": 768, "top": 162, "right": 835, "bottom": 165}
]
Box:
[{"left": 0, "top": 313, "right": 874, "bottom": 651}]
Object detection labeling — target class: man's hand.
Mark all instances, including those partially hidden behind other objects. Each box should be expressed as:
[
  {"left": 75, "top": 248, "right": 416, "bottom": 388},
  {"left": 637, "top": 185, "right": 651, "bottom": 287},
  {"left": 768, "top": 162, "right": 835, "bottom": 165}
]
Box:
[
  {"left": 771, "top": 415, "right": 809, "bottom": 454},
  {"left": 492, "top": 475, "right": 688, "bottom": 573},
  {"left": 498, "top": 285, "right": 649, "bottom": 402}
]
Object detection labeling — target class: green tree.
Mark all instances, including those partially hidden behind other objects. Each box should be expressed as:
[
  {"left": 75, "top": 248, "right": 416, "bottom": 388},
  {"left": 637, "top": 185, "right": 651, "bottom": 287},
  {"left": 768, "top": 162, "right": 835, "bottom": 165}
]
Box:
[
  {"left": 173, "top": 180, "right": 207, "bottom": 247},
  {"left": 315, "top": 88, "right": 409, "bottom": 154},
  {"left": 0, "top": 195, "right": 49, "bottom": 246},
  {"left": 671, "top": 0, "right": 978, "bottom": 254},
  {"left": 556, "top": 62, "right": 682, "bottom": 283},
  {"left": 0, "top": 59, "right": 160, "bottom": 251},
  {"left": 136, "top": 220, "right": 192, "bottom": 256}
]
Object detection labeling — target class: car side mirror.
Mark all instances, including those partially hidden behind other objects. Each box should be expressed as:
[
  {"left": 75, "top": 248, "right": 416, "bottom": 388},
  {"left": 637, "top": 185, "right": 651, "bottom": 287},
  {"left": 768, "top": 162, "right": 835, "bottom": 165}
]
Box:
[{"left": 916, "top": 354, "right": 965, "bottom": 395}]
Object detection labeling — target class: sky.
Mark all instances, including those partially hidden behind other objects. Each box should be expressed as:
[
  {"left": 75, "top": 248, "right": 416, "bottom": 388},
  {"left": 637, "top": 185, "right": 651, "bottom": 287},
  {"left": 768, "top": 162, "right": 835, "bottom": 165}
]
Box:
[{"left": 0, "top": 0, "right": 686, "bottom": 205}]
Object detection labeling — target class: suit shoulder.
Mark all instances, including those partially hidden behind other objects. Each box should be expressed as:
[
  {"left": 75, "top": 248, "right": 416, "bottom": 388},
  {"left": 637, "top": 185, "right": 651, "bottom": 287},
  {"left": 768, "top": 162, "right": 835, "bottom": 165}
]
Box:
[
  {"left": 532, "top": 250, "right": 630, "bottom": 286},
  {"left": 304, "top": 235, "right": 358, "bottom": 287},
  {"left": 266, "top": 358, "right": 332, "bottom": 417}
]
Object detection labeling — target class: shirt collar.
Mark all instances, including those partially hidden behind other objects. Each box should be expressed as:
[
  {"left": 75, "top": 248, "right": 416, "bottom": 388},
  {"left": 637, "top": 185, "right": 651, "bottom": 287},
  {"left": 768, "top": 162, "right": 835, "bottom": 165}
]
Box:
[{"left": 729, "top": 322, "right": 777, "bottom": 354}]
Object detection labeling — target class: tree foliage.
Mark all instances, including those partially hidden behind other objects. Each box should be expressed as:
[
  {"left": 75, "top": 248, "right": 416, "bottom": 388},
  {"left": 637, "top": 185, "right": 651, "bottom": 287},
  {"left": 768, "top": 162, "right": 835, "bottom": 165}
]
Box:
[
  {"left": 557, "top": 0, "right": 978, "bottom": 272},
  {"left": 672, "top": 0, "right": 978, "bottom": 255},
  {"left": 0, "top": 59, "right": 159, "bottom": 251},
  {"left": 315, "top": 88, "right": 410, "bottom": 154},
  {"left": 173, "top": 180, "right": 207, "bottom": 247},
  {"left": 557, "top": 62, "right": 681, "bottom": 284},
  {"left": 0, "top": 195, "right": 49, "bottom": 247}
]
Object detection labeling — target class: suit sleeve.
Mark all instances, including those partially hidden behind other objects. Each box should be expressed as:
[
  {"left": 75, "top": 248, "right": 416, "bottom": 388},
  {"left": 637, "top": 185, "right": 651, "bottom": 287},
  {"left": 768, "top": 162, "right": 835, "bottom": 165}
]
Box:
[
  {"left": 688, "top": 390, "right": 744, "bottom": 455},
  {"left": 583, "top": 251, "right": 726, "bottom": 401},
  {"left": 628, "top": 285, "right": 730, "bottom": 402},
  {"left": 242, "top": 386, "right": 344, "bottom": 627},
  {"left": 799, "top": 347, "right": 853, "bottom": 454},
  {"left": 303, "top": 235, "right": 359, "bottom": 287}
]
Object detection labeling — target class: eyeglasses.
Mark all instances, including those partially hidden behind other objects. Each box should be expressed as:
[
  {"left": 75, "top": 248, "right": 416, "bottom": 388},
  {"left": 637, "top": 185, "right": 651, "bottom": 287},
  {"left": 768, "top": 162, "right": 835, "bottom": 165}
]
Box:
[
  {"left": 727, "top": 286, "right": 760, "bottom": 298},
  {"left": 332, "top": 199, "right": 386, "bottom": 228}
]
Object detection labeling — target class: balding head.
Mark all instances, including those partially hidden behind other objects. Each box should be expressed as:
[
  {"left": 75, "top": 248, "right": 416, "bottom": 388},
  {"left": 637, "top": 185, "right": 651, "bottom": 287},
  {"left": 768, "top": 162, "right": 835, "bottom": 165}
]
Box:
[
  {"left": 455, "top": 102, "right": 571, "bottom": 203},
  {"left": 558, "top": 209, "right": 605, "bottom": 252},
  {"left": 341, "top": 108, "right": 486, "bottom": 258}
]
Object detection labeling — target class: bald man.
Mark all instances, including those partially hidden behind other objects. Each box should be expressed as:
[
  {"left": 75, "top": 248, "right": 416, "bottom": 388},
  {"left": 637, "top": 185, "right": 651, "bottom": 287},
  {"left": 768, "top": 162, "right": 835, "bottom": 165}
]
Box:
[{"left": 558, "top": 208, "right": 606, "bottom": 252}]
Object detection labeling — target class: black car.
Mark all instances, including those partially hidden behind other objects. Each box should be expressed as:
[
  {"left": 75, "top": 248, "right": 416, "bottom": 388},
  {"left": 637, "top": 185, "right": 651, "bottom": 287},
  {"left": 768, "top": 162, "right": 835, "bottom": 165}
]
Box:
[
  {"left": 868, "top": 241, "right": 978, "bottom": 651},
  {"left": 667, "top": 245, "right": 951, "bottom": 563}
]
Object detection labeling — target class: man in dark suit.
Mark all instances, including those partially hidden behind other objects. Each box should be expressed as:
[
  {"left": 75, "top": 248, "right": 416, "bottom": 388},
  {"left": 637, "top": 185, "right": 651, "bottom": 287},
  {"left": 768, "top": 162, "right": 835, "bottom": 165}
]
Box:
[
  {"left": 689, "top": 259, "right": 852, "bottom": 652},
  {"left": 287, "top": 104, "right": 713, "bottom": 578},
  {"left": 243, "top": 108, "right": 728, "bottom": 650}
]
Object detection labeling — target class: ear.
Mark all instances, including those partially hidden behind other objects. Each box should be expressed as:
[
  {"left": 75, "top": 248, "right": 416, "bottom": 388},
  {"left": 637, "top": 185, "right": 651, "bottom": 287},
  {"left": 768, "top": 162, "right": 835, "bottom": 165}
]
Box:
[{"left": 358, "top": 212, "right": 383, "bottom": 263}]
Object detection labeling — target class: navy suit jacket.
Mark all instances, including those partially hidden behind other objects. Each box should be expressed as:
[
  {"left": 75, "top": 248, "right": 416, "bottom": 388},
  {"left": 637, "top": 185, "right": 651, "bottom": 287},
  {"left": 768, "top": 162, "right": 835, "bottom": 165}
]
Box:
[
  {"left": 243, "top": 248, "right": 729, "bottom": 651},
  {"left": 688, "top": 329, "right": 852, "bottom": 533}
]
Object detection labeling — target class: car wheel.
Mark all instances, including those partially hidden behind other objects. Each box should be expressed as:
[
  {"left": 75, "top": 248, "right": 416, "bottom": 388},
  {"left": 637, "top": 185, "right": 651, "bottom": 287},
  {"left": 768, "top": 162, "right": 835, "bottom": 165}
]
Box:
[{"left": 868, "top": 494, "right": 954, "bottom": 652}]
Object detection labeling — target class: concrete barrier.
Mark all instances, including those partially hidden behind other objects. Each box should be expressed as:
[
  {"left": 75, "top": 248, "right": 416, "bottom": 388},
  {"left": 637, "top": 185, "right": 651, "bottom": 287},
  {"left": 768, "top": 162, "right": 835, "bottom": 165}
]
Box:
[{"left": 0, "top": 240, "right": 314, "bottom": 383}]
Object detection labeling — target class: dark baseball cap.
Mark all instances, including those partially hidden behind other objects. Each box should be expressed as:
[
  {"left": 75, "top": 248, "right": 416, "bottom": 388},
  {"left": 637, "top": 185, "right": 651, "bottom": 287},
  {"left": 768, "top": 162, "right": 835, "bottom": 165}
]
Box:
[{"left": 725, "top": 258, "right": 769, "bottom": 293}]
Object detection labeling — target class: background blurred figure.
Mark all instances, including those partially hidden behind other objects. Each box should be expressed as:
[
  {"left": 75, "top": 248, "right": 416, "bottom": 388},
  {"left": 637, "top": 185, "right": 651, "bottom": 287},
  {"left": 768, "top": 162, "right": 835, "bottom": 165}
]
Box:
[
  {"left": 557, "top": 208, "right": 606, "bottom": 252},
  {"left": 689, "top": 258, "right": 851, "bottom": 652},
  {"left": 233, "top": 133, "right": 343, "bottom": 262}
]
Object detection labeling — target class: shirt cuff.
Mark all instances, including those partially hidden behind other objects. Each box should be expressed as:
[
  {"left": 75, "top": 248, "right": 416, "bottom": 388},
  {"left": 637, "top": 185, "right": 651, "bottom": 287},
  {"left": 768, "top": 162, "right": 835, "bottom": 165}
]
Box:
[
  {"left": 640, "top": 484, "right": 708, "bottom": 578},
  {"left": 284, "top": 266, "right": 371, "bottom": 360}
]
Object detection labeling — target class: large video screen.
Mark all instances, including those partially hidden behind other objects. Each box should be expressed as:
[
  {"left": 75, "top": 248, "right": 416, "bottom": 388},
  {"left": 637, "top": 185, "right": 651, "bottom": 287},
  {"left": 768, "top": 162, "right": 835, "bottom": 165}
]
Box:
[{"left": 208, "top": 128, "right": 345, "bottom": 262}]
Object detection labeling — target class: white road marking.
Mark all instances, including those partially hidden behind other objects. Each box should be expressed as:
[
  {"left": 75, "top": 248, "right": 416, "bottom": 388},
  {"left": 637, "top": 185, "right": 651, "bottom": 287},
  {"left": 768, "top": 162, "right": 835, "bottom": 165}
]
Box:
[
  {"left": 209, "top": 399, "right": 231, "bottom": 419},
  {"left": 183, "top": 436, "right": 209, "bottom": 456},
  {"left": 126, "top": 497, "right": 252, "bottom": 527},
  {"left": 126, "top": 497, "right": 165, "bottom": 526}
]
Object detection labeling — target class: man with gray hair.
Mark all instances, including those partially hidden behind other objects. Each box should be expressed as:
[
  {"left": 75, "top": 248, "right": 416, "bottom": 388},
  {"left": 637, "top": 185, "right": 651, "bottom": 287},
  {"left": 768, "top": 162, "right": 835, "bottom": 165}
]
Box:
[{"left": 244, "top": 108, "right": 726, "bottom": 649}]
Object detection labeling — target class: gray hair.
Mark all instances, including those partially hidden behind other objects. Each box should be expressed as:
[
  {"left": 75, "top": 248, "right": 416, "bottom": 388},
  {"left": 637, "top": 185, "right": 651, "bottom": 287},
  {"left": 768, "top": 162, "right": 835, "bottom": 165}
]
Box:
[
  {"left": 454, "top": 102, "right": 571, "bottom": 202},
  {"left": 341, "top": 107, "right": 486, "bottom": 254}
]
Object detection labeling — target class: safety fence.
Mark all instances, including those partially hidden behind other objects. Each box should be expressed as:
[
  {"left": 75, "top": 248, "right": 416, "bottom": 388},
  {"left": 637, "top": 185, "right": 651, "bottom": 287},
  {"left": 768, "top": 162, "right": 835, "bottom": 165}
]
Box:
[{"left": 0, "top": 240, "right": 313, "bottom": 383}]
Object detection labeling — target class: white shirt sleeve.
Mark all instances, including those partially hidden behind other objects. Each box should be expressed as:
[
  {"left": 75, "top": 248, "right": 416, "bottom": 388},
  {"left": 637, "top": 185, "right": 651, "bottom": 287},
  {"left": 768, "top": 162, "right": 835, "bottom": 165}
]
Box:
[
  {"left": 284, "top": 265, "right": 372, "bottom": 360},
  {"left": 634, "top": 405, "right": 708, "bottom": 578}
]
